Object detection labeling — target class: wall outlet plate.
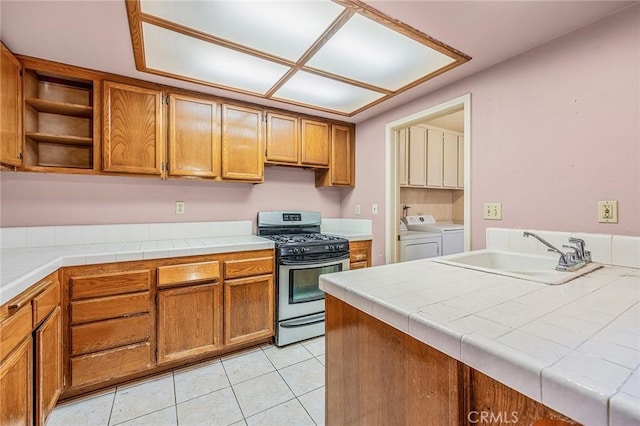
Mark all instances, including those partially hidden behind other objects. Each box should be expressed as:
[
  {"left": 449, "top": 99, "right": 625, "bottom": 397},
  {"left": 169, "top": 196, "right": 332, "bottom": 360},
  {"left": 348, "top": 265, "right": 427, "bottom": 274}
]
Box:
[
  {"left": 372, "top": 203, "right": 379, "bottom": 215},
  {"left": 175, "top": 201, "right": 185, "bottom": 215},
  {"left": 355, "top": 204, "right": 361, "bottom": 215},
  {"left": 484, "top": 203, "right": 502, "bottom": 220},
  {"left": 598, "top": 200, "right": 617, "bottom": 223}
]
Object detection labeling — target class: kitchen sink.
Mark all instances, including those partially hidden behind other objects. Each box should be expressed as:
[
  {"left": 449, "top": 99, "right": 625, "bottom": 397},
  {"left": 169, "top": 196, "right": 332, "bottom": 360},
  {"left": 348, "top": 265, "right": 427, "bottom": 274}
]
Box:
[{"left": 431, "top": 249, "right": 602, "bottom": 284}]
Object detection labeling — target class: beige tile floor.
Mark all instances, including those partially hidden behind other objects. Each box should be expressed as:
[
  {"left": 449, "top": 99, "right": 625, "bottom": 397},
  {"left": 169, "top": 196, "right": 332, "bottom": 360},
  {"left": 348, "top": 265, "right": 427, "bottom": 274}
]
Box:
[{"left": 48, "top": 337, "right": 326, "bottom": 426}]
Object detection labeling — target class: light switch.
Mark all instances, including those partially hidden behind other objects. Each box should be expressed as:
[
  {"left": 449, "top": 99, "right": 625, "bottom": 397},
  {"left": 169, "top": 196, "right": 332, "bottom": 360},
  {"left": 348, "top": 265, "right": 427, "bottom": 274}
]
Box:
[{"left": 483, "top": 203, "right": 502, "bottom": 220}]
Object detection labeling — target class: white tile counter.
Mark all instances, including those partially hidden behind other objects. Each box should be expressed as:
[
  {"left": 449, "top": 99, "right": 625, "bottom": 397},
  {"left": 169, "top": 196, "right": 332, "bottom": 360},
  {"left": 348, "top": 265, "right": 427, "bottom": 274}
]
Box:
[
  {"left": 321, "top": 218, "right": 373, "bottom": 241},
  {"left": 320, "top": 233, "right": 640, "bottom": 425},
  {"left": 1, "top": 221, "right": 274, "bottom": 305}
]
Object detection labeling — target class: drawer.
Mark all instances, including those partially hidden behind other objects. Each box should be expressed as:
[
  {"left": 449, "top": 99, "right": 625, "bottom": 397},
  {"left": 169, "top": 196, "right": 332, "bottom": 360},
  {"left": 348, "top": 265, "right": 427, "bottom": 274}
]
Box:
[
  {"left": 71, "top": 314, "right": 151, "bottom": 355},
  {"left": 349, "top": 246, "right": 368, "bottom": 262},
  {"left": 224, "top": 257, "right": 273, "bottom": 279},
  {"left": 158, "top": 261, "right": 220, "bottom": 288},
  {"left": 71, "top": 341, "right": 151, "bottom": 388},
  {"left": 350, "top": 261, "right": 368, "bottom": 270},
  {"left": 32, "top": 280, "right": 60, "bottom": 326},
  {"left": 0, "top": 303, "right": 32, "bottom": 362},
  {"left": 71, "top": 292, "right": 150, "bottom": 324},
  {"left": 70, "top": 270, "right": 151, "bottom": 300}
]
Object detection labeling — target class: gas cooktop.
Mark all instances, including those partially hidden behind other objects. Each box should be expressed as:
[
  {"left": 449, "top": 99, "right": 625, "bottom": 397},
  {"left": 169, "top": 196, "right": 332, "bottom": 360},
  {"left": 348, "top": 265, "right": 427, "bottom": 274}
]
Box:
[{"left": 262, "top": 233, "right": 345, "bottom": 246}]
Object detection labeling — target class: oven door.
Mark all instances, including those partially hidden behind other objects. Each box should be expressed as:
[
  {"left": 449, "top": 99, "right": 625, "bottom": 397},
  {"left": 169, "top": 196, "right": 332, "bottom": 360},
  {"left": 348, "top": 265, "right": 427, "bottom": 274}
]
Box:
[{"left": 278, "top": 254, "right": 349, "bottom": 321}]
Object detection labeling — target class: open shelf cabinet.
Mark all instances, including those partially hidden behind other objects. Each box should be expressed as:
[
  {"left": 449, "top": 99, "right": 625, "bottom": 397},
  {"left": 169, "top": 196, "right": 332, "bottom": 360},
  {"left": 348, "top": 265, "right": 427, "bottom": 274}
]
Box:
[{"left": 23, "top": 68, "right": 99, "bottom": 171}]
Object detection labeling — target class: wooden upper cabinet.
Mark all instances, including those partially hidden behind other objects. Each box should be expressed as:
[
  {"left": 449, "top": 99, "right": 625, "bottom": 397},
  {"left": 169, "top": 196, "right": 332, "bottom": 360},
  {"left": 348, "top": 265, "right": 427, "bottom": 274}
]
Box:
[
  {"left": 221, "top": 104, "right": 263, "bottom": 181},
  {"left": 301, "top": 119, "right": 329, "bottom": 167},
  {"left": 265, "top": 112, "right": 298, "bottom": 165},
  {"left": 168, "top": 93, "right": 219, "bottom": 178},
  {"left": 102, "top": 81, "right": 163, "bottom": 175},
  {"left": 330, "top": 124, "right": 353, "bottom": 186},
  {"left": 316, "top": 124, "right": 355, "bottom": 187},
  {"left": 0, "top": 43, "right": 23, "bottom": 167}
]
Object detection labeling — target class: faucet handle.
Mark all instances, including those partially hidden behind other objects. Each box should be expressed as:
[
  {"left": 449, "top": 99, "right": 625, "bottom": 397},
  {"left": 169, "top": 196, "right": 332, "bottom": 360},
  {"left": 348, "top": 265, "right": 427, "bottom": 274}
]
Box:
[
  {"left": 562, "top": 245, "right": 580, "bottom": 264},
  {"left": 567, "top": 238, "right": 586, "bottom": 259}
]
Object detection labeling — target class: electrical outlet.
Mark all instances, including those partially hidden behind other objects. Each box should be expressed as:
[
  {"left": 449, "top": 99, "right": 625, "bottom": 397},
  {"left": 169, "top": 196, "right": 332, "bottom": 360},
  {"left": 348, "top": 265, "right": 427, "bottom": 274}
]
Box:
[
  {"left": 598, "top": 200, "right": 618, "bottom": 223},
  {"left": 372, "top": 204, "right": 379, "bottom": 215},
  {"left": 483, "top": 203, "right": 502, "bottom": 220},
  {"left": 175, "top": 201, "right": 185, "bottom": 215},
  {"left": 355, "top": 204, "right": 361, "bottom": 215}
]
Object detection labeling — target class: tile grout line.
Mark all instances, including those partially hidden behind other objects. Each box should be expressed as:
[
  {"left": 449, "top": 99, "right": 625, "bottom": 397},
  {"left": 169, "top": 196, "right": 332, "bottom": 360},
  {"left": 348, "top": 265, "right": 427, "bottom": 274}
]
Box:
[
  {"left": 261, "top": 344, "right": 322, "bottom": 425},
  {"left": 220, "top": 354, "right": 249, "bottom": 423}
]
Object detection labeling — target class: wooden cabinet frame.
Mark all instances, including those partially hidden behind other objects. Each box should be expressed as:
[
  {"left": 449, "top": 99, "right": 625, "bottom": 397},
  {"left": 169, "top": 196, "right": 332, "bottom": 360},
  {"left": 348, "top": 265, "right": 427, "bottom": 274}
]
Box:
[{"left": 59, "top": 250, "right": 274, "bottom": 400}]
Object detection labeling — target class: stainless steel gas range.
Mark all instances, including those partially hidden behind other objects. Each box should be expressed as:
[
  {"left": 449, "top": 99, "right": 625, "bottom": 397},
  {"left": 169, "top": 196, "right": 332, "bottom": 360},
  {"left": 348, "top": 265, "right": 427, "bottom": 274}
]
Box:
[{"left": 257, "top": 211, "right": 349, "bottom": 346}]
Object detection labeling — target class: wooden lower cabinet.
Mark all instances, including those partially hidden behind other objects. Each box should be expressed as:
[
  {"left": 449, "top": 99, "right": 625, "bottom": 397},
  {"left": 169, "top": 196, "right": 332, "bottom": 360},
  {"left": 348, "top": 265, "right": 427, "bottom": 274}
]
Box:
[
  {"left": 0, "top": 272, "right": 60, "bottom": 426},
  {"left": 61, "top": 250, "right": 275, "bottom": 399},
  {"left": 224, "top": 274, "right": 274, "bottom": 346},
  {"left": 349, "top": 240, "right": 372, "bottom": 269},
  {"left": 325, "top": 294, "right": 579, "bottom": 425},
  {"left": 0, "top": 337, "right": 33, "bottom": 426},
  {"left": 157, "top": 282, "right": 223, "bottom": 364},
  {"left": 35, "top": 306, "right": 63, "bottom": 425}
]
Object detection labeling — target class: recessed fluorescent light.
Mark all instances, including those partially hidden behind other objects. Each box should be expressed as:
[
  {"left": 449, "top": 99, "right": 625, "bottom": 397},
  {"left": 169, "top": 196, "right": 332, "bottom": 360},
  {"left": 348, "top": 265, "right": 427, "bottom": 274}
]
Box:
[
  {"left": 274, "top": 70, "right": 385, "bottom": 113},
  {"left": 127, "top": 0, "right": 470, "bottom": 116},
  {"left": 143, "top": 22, "right": 291, "bottom": 94}
]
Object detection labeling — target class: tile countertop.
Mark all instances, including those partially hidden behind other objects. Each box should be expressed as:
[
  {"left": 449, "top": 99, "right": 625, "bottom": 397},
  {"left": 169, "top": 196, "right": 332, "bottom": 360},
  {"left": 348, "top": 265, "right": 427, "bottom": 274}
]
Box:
[
  {"left": 321, "top": 218, "right": 373, "bottom": 242},
  {"left": 0, "top": 221, "right": 274, "bottom": 306},
  {"left": 320, "top": 259, "right": 640, "bottom": 426}
]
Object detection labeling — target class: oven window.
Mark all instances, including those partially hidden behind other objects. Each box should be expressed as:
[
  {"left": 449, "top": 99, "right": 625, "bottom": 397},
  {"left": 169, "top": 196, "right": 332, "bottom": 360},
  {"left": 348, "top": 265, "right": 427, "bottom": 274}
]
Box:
[{"left": 289, "top": 264, "right": 342, "bottom": 304}]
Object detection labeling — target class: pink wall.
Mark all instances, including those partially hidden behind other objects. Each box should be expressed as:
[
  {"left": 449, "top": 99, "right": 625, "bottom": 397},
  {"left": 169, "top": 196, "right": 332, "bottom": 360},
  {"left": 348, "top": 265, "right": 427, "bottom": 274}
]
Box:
[
  {"left": 0, "top": 167, "right": 342, "bottom": 229},
  {"left": 344, "top": 5, "right": 640, "bottom": 265}
]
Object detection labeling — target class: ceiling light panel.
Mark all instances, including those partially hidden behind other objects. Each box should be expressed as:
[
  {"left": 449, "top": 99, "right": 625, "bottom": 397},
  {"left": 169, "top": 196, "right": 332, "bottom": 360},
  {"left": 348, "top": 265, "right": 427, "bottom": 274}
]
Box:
[
  {"left": 306, "top": 13, "right": 456, "bottom": 91},
  {"left": 139, "top": 0, "right": 346, "bottom": 62},
  {"left": 142, "top": 22, "right": 290, "bottom": 94},
  {"left": 273, "top": 71, "right": 385, "bottom": 114}
]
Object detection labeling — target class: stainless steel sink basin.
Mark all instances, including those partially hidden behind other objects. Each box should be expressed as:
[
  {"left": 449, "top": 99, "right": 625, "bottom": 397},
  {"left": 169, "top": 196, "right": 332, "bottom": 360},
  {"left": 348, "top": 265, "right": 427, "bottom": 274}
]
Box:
[{"left": 431, "top": 249, "right": 601, "bottom": 284}]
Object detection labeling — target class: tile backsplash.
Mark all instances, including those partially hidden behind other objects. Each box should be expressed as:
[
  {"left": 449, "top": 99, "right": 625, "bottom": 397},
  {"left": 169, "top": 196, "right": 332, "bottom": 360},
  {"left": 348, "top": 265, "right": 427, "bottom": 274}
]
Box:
[
  {"left": 486, "top": 228, "right": 640, "bottom": 268},
  {"left": 0, "top": 221, "right": 253, "bottom": 249}
]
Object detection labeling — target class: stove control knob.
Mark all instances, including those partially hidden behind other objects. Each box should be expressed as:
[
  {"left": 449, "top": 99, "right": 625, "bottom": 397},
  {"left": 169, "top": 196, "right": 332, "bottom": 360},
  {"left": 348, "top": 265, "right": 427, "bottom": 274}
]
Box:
[
  {"left": 329, "top": 245, "right": 335, "bottom": 251},
  {"left": 292, "top": 248, "right": 300, "bottom": 254}
]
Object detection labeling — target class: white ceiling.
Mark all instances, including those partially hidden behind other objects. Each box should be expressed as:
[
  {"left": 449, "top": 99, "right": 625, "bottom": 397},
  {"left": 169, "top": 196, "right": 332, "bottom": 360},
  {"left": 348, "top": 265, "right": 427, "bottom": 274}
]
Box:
[{"left": 0, "top": 0, "right": 635, "bottom": 123}]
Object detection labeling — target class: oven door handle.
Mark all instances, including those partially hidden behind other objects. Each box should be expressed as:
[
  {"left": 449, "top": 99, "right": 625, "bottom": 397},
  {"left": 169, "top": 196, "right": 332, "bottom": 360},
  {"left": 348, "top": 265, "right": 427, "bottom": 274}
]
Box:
[
  {"left": 280, "top": 313, "right": 325, "bottom": 329},
  {"left": 280, "top": 253, "right": 350, "bottom": 265}
]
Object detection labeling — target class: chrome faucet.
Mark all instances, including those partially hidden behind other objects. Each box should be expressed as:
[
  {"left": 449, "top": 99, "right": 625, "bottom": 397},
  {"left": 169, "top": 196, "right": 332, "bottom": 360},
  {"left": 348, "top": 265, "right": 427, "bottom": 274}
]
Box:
[{"left": 523, "top": 232, "right": 590, "bottom": 271}]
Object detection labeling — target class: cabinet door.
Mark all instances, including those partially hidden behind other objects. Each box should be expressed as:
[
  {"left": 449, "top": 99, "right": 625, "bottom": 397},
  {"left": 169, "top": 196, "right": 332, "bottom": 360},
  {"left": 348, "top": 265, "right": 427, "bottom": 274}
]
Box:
[
  {"left": 457, "top": 135, "right": 464, "bottom": 189},
  {"left": 0, "top": 43, "right": 23, "bottom": 167},
  {"left": 224, "top": 275, "right": 274, "bottom": 346},
  {"left": 265, "top": 112, "right": 298, "bottom": 164},
  {"left": 157, "top": 283, "right": 222, "bottom": 364},
  {"left": 397, "top": 128, "right": 408, "bottom": 186},
  {"left": 168, "top": 93, "right": 219, "bottom": 178},
  {"left": 426, "top": 129, "right": 443, "bottom": 187},
  {"left": 300, "top": 119, "right": 329, "bottom": 166},
  {"left": 408, "top": 126, "right": 427, "bottom": 187},
  {"left": 35, "top": 306, "right": 62, "bottom": 426},
  {"left": 221, "top": 104, "right": 263, "bottom": 181},
  {"left": 0, "top": 337, "right": 33, "bottom": 426},
  {"left": 103, "top": 81, "right": 164, "bottom": 175},
  {"left": 329, "top": 125, "right": 353, "bottom": 186},
  {"left": 349, "top": 240, "right": 372, "bottom": 268},
  {"left": 442, "top": 132, "right": 458, "bottom": 188}
]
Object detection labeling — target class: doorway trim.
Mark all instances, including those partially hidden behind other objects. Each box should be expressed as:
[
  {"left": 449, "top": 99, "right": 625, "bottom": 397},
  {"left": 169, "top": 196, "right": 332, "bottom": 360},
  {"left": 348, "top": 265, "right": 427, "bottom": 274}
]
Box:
[{"left": 384, "top": 93, "right": 472, "bottom": 264}]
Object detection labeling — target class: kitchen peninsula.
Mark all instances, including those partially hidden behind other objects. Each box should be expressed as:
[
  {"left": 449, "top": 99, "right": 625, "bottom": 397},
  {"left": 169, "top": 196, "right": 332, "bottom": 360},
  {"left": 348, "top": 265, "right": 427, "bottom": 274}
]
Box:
[{"left": 320, "top": 231, "right": 639, "bottom": 426}]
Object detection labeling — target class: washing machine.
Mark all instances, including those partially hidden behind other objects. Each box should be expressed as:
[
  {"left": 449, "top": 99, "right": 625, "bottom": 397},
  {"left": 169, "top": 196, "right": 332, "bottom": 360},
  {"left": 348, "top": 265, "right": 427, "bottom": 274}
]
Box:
[
  {"left": 399, "top": 229, "right": 442, "bottom": 262},
  {"left": 402, "top": 215, "right": 464, "bottom": 256}
]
